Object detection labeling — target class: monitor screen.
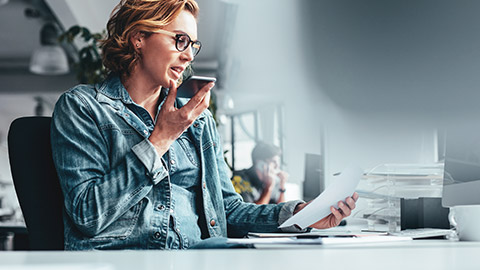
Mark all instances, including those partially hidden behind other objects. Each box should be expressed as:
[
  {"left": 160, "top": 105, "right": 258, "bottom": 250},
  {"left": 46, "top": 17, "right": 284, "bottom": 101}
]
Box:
[
  {"left": 302, "top": 153, "right": 324, "bottom": 202},
  {"left": 442, "top": 124, "right": 480, "bottom": 207}
]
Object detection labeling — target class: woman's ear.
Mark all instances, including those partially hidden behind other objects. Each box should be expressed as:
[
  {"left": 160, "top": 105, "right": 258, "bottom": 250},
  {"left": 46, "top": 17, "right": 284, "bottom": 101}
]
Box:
[{"left": 131, "top": 31, "right": 145, "bottom": 49}]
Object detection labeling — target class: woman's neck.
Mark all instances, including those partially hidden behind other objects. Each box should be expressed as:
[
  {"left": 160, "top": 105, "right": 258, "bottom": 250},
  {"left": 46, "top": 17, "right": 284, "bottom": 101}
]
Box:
[{"left": 121, "top": 71, "right": 163, "bottom": 118}]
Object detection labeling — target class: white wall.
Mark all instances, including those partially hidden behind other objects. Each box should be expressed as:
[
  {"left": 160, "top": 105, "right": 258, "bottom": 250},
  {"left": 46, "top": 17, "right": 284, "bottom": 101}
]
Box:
[
  {"left": 223, "top": 0, "right": 322, "bottom": 184},
  {"left": 298, "top": 0, "right": 480, "bottom": 184}
]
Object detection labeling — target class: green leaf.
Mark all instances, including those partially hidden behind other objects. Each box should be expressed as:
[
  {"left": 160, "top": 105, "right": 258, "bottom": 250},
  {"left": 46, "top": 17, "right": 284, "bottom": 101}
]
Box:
[
  {"left": 81, "top": 27, "right": 92, "bottom": 41},
  {"left": 69, "top": 26, "right": 81, "bottom": 37}
]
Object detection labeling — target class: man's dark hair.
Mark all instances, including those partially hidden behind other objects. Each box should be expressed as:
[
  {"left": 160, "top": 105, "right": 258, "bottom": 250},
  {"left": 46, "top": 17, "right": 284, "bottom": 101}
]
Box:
[{"left": 251, "top": 141, "right": 281, "bottom": 165}]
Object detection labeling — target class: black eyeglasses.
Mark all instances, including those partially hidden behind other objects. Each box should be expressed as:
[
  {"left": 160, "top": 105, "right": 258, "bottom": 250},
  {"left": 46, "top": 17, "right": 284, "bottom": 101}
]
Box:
[{"left": 154, "top": 29, "right": 202, "bottom": 57}]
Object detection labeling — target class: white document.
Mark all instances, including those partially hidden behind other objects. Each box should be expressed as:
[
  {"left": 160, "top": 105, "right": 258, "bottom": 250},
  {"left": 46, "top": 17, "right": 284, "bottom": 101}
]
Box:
[
  {"left": 226, "top": 236, "right": 412, "bottom": 249},
  {"left": 226, "top": 237, "right": 323, "bottom": 246},
  {"left": 279, "top": 167, "right": 363, "bottom": 229}
]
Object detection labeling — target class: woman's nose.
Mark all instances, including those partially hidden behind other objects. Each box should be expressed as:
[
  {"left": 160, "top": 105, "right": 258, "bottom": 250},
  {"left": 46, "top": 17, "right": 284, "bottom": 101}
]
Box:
[{"left": 181, "top": 46, "right": 194, "bottom": 62}]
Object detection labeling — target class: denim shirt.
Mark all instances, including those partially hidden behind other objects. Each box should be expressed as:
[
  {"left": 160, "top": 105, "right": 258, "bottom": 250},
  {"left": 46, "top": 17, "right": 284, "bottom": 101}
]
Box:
[
  {"left": 51, "top": 75, "right": 302, "bottom": 250},
  {"left": 164, "top": 138, "right": 203, "bottom": 249},
  {"left": 129, "top": 90, "right": 204, "bottom": 249}
]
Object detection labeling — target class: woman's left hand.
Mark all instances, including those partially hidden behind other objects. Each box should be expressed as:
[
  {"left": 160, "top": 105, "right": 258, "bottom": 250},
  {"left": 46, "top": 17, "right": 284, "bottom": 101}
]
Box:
[{"left": 294, "top": 192, "right": 359, "bottom": 229}]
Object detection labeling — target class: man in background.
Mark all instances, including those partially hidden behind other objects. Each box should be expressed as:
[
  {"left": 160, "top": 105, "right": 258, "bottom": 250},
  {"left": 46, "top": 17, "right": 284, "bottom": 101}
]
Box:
[{"left": 231, "top": 142, "right": 288, "bottom": 204}]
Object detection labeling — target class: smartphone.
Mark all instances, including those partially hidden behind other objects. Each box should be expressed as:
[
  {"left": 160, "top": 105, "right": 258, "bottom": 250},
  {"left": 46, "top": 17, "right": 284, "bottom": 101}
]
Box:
[{"left": 177, "top": 75, "right": 216, "bottom": 98}]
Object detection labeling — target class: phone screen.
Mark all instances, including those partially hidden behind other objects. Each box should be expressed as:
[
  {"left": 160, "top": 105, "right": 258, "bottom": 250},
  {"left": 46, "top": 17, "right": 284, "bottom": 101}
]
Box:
[{"left": 177, "top": 76, "right": 216, "bottom": 98}]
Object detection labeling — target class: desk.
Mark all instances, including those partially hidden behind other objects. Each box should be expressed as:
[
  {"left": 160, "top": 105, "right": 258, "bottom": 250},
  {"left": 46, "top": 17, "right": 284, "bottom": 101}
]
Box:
[{"left": 0, "top": 241, "right": 479, "bottom": 270}]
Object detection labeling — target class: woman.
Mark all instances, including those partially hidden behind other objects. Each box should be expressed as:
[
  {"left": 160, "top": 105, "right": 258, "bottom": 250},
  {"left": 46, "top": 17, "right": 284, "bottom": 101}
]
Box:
[{"left": 51, "top": 0, "right": 358, "bottom": 250}]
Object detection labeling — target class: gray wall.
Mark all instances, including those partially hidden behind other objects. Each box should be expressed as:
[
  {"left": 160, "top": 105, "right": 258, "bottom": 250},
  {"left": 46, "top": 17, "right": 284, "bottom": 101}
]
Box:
[
  {"left": 226, "top": 0, "right": 480, "bottom": 185},
  {"left": 300, "top": 0, "right": 480, "bottom": 116}
]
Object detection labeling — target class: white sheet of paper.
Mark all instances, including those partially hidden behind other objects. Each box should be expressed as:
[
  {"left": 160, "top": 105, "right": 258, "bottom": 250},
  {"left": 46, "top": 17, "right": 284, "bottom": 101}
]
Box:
[
  {"left": 279, "top": 167, "right": 363, "bottom": 229},
  {"left": 227, "top": 236, "right": 412, "bottom": 248},
  {"left": 226, "top": 237, "right": 323, "bottom": 246}
]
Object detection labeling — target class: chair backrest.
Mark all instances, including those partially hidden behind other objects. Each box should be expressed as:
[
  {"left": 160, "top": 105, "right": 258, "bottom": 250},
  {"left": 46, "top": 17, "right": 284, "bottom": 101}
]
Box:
[{"left": 8, "top": 116, "right": 64, "bottom": 250}]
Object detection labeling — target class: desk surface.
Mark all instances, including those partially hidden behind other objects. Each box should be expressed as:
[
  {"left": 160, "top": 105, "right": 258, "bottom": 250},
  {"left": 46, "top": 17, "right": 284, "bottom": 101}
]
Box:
[{"left": 0, "top": 240, "right": 479, "bottom": 270}]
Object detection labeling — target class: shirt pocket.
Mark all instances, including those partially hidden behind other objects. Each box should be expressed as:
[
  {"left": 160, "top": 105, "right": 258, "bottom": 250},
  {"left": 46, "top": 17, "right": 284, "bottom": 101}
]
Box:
[
  {"left": 100, "top": 124, "right": 143, "bottom": 161},
  {"left": 177, "top": 134, "right": 200, "bottom": 167},
  {"left": 90, "top": 199, "right": 143, "bottom": 241}
]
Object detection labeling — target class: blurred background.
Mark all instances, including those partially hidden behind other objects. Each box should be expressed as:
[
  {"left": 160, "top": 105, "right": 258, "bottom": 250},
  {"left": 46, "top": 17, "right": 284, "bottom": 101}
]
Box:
[{"left": 1, "top": 0, "right": 480, "bottom": 241}]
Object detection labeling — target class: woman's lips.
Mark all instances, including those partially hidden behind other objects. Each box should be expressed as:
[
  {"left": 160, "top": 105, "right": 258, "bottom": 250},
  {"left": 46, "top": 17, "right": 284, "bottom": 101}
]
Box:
[{"left": 170, "top": 66, "right": 184, "bottom": 79}]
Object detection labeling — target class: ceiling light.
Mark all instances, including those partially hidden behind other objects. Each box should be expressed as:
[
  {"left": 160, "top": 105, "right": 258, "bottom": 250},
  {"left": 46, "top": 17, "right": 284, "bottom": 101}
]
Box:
[{"left": 29, "top": 22, "right": 69, "bottom": 75}]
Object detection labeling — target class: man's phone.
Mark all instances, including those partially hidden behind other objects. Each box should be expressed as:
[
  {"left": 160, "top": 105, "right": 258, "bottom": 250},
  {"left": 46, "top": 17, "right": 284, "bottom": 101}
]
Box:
[{"left": 177, "top": 76, "right": 217, "bottom": 98}]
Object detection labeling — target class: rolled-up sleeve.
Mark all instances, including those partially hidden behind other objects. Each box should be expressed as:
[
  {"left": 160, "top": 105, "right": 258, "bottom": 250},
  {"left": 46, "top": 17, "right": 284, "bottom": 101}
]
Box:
[
  {"left": 132, "top": 138, "right": 168, "bottom": 185},
  {"left": 278, "top": 200, "right": 309, "bottom": 232}
]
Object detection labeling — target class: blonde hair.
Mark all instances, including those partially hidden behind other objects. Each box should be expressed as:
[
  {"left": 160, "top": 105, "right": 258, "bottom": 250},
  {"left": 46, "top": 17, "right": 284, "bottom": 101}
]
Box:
[{"left": 101, "top": 0, "right": 199, "bottom": 76}]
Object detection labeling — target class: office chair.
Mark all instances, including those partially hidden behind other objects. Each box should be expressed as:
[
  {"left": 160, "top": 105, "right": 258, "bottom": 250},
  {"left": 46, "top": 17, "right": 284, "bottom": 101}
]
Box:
[{"left": 8, "top": 116, "right": 64, "bottom": 250}]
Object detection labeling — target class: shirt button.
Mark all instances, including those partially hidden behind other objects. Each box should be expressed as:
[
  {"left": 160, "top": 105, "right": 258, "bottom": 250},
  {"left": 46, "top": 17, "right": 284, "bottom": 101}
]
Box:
[
  {"left": 210, "top": 219, "right": 216, "bottom": 227},
  {"left": 170, "top": 159, "right": 176, "bottom": 165},
  {"left": 176, "top": 228, "right": 181, "bottom": 233},
  {"left": 170, "top": 209, "right": 174, "bottom": 214},
  {"left": 143, "top": 130, "right": 148, "bottom": 135},
  {"left": 154, "top": 232, "right": 161, "bottom": 239},
  {"left": 203, "top": 182, "right": 206, "bottom": 189},
  {"left": 193, "top": 123, "right": 199, "bottom": 128},
  {"left": 157, "top": 205, "right": 165, "bottom": 210}
]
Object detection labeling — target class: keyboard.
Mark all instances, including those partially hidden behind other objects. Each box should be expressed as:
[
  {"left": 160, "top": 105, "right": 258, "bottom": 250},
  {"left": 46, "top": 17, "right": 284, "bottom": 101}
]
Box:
[{"left": 389, "top": 228, "right": 454, "bottom": 239}]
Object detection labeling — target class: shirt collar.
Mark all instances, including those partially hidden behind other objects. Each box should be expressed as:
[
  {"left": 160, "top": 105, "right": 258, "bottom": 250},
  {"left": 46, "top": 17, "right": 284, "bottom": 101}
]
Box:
[{"left": 95, "top": 74, "right": 134, "bottom": 105}]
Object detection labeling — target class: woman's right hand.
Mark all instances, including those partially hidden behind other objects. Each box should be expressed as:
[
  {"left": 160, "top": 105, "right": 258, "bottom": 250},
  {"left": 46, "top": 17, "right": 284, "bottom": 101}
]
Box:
[{"left": 149, "top": 80, "right": 214, "bottom": 156}]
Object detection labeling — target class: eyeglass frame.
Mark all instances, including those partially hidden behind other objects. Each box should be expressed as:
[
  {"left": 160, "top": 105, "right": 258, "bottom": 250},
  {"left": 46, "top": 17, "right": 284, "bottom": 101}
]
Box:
[{"left": 153, "top": 29, "right": 202, "bottom": 57}]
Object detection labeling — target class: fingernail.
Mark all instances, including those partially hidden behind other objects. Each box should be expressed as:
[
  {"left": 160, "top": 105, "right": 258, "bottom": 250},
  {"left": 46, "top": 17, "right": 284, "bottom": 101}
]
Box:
[{"left": 208, "top": 82, "right": 215, "bottom": 89}]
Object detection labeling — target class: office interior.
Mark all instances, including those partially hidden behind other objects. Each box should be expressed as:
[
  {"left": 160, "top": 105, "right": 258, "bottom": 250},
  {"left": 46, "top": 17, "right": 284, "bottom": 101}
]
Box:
[{"left": 1, "top": 0, "right": 480, "bottom": 268}]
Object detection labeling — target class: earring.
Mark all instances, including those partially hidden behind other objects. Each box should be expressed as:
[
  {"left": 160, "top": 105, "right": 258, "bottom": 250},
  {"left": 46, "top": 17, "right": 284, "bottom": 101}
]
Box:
[{"left": 136, "top": 43, "right": 140, "bottom": 47}]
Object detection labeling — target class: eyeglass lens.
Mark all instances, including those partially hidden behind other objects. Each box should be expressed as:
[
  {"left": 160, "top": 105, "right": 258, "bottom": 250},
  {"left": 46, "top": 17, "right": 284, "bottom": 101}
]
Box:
[{"left": 176, "top": 34, "right": 201, "bottom": 56}]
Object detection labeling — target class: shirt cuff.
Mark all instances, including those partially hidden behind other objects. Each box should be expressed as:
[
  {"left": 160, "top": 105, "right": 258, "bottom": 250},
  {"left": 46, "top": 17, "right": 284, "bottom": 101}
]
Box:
[
  {"left": 131, "top": 138, "right": 168, "bottom": 185},
  {"left": 278, "top": 200, "right": 310, "bottom": 233}
]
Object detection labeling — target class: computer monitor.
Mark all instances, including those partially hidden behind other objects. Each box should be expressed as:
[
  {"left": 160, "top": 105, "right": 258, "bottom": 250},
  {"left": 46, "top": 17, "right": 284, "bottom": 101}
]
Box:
[
  {"left": 442, "top": 124, "right": 480, "bottom": 207},
  {"left": 302, "top": 153, "right": 324, "bottom": 202}
]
